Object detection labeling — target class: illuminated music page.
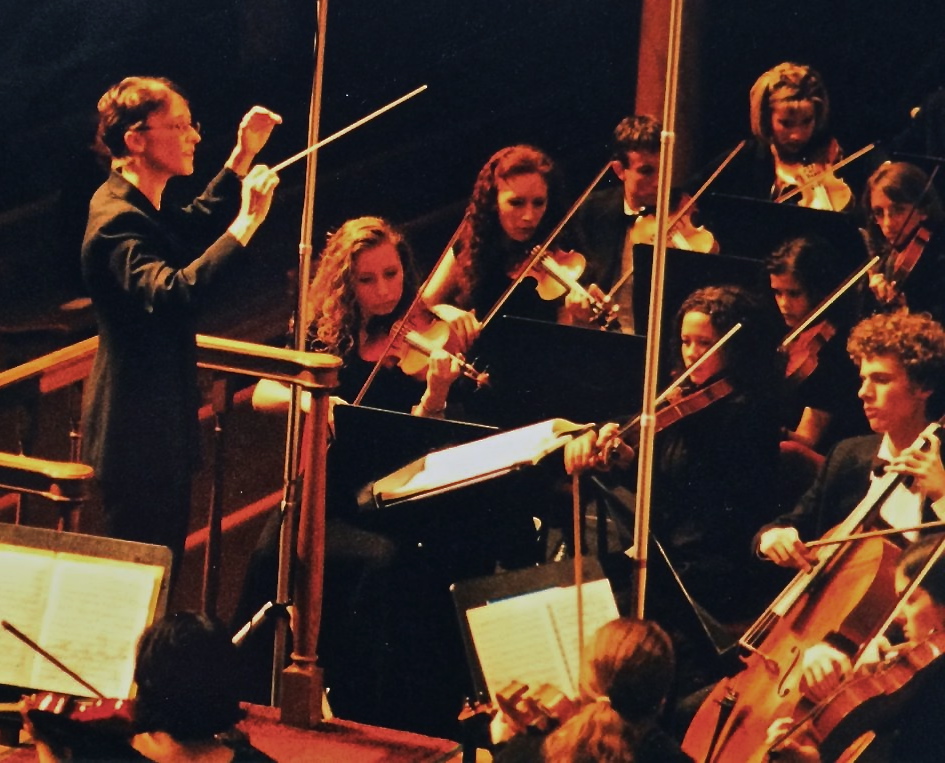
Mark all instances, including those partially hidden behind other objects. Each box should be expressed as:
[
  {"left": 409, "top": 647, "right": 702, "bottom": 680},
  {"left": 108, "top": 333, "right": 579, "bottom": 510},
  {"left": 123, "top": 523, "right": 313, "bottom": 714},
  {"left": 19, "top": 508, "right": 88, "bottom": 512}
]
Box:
[
  {"left": 465, "top": 578, "right": 619, "bottom": 701},
  {"left": 0, "top": 545, "right": 163, "bottom": 697}
]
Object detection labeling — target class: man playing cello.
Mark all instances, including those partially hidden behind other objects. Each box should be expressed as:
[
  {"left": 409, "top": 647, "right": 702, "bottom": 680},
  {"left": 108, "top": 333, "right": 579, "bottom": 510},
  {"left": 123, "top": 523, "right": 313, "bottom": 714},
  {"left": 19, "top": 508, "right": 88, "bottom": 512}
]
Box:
[{"left": 755, "top": 311, "right": 945, "bottom": 701}]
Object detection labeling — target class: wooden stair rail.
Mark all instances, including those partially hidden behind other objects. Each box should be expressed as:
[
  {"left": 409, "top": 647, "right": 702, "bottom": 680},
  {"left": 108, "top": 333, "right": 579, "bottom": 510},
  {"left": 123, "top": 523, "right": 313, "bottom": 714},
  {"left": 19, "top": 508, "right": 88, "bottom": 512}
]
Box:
[{"left": 0, "top": 451, "right": 95, "bottom": 531}]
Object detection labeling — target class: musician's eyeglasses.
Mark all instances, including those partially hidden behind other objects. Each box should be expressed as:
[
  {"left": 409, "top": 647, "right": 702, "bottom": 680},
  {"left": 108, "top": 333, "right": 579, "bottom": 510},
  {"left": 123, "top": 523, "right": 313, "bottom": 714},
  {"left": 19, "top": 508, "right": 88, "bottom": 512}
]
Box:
[{"left": 133, "top": 121, "right": 201, "bottom": 135}]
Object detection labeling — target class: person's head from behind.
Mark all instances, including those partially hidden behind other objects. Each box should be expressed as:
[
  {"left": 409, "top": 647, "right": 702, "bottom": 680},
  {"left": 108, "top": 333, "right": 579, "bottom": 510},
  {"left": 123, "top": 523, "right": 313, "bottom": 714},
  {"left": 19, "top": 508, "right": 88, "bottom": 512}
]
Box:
[
  {"left": 133, "top": 611, "right": 244, "bottom": 744},
  {"left": 306, "top": 216, "right": 417, "bottom": 356},
  {"left": 542, "top": 618, "right": 674, "bottom": 762},
  {"left": 895, "top": 534, "right": 945, "bottom": 642},
  {"left": 94, "top": 76, "right": 201, "bottom": 176},
  {"left": 749, "top": 62, "right": 829, "bottom": 160},
  {"left": 847, "top": 312, "right": 945, "bottom": 436},
  {"left": 766, "top": 235, "right": 845, "bottom": 329},
  {"left": 611, "top": 115, "right": 662, "bottom": 210},
  {"left": 466, "top": 144, "right": 560, "bottom": 246},
  {"left": 864, "top": 162, "right": 945, "bottom": 250}
]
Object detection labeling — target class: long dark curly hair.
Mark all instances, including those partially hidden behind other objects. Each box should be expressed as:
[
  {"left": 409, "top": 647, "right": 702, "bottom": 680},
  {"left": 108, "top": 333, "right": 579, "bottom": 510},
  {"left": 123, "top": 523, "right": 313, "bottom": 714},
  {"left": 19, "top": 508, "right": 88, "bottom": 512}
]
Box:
[{"left": 451, "top": 144, "right": 563, "bottom": 308}]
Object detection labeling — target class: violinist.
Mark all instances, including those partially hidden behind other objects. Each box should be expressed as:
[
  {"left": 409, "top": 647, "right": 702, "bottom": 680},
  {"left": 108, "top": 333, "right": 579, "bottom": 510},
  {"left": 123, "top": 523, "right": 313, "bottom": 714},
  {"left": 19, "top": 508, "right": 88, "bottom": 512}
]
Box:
[
  {"left": 26, "top": 612, "right": 274, "bottom": 762},
  {"left": 571, "top": 115, "right": 717, "bottom": 333},
  {"left": 755, "top": 313, "right": 945, "bottom": 699},
  {"left": 766, "top": 534, "right": 945, "bottom": 763},
  {"left": 864, "top": 161, "right": 945, "bottom": 323},
  {"left": 251, "top": 216, "right": 461, "bottom": 417},
  {"left": 702, "top": 62, "right": 854, "bottom": 212},
  {"left": 420, "top": 144, "right": 585, "bottom": 344},
  {"left": 564, "top": 286, "right": 782, "bottom": 683},
  {"left": 766, "top": 236, "right": 868, "bottom": 453},
  {"left": 240, "top": 217, "right": 464, "bottom": 726},
  {"left": 493, "top": 618, "right": 690, "bottom": 763}
]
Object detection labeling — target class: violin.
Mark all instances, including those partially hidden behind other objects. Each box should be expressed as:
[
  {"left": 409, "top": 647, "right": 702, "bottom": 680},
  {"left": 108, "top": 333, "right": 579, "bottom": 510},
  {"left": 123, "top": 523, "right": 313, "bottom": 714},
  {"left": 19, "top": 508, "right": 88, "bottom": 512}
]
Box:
[
  {"left": 510, "top": 246, "right": 617, "bottom": 327},
  {"left": 0, "top": 692, "right": 136, "bottom": 760},
  {"left": 773, "top": 140, "right": 858, "bottom": 212},
  {"left": 768, "top": 631, "right": 945, "bottom": 762},
  {"left": 376, "top": 307, "right": 490, "bottom": 387},
  {"left": 879, "top": 220, "right": 935, "bottom": 307},
  {"left": 628, "top": 194, "right": 719, "bottom": 254},
  {"left": 457, "top": 680, "right": 579, "bottom": 741},
  {"left": 782, "top": 320, "right": 837, "bottom": 386}
]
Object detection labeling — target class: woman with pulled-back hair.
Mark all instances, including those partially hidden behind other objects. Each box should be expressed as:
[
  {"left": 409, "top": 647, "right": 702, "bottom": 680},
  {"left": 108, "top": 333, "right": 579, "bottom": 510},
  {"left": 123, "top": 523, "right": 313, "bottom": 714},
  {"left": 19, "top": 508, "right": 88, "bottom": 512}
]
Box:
[{"left": 494, "top": 618, "right": 690, "bottom": 763}]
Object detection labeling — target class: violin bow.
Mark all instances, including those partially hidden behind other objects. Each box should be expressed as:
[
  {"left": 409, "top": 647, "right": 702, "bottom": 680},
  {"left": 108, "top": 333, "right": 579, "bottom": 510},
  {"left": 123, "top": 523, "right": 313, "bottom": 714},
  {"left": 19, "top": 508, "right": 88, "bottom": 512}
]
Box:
[
  {"left": 781, "top": 256, "right": 880, "bottom": 347},
  {"left": 774, "top": 142, "right": 875, "bottom": 205},
  {"left": 271, "top": 85, "right": 427, "bottom": 173},
  {"left": 351, "top": 220, "right": 465, "bottom": 406},
  {"left": 605, "top": 140, "right": 746, "bottom": 301},
  {"left": 2, "top": 620, "right": 105, "bottom": 698},
  {"left": 479, "top": 162, "right": 611, "bottom": 330}
]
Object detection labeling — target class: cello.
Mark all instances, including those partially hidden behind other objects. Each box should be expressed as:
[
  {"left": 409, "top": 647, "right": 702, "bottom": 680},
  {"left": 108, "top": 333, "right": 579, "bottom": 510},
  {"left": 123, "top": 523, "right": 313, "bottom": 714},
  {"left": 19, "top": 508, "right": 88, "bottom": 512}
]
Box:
[{"left": 680, "top": 423, "right": 943, "bottom": 763}]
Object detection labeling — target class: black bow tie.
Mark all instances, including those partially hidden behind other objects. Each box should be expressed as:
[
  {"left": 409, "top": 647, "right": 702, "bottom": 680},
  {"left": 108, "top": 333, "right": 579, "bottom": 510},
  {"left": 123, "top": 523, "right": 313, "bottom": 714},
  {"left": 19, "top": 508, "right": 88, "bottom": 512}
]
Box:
[{"left": 871, "top": 456, "right": 889, "bottom": 477}]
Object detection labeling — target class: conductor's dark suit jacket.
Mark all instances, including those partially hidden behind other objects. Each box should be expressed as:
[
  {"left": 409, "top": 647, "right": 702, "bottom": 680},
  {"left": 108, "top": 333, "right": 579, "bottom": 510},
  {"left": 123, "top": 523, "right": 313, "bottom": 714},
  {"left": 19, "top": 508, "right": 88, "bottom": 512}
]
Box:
[{"left": 81, "top": 169, "right": 244, "bottom": 489}]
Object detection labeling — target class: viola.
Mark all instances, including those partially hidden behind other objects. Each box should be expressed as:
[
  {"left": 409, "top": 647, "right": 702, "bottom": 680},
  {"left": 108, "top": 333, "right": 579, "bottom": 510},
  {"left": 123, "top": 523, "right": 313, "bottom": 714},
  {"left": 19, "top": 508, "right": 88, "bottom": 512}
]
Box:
[
  {"left": 769, "top": 631, "right": 945, "bottom": 762},
  {"left": 377, "top": 307, "right": 490, "bottom": 387},
  {"left": 782, "top": 320, "right": 837, "bottom": 386},
  {"left": 628, "top": 200, "right": 719, "bottom": 254},
  {"left": 510, "top": 246, "right": 618, "bottom": 327},
  {"left": 614, "top": 377, "right": 734, "bottom": 453},
  {"left": 0, "top": 691, "right": 136, "bottom": 759},
  {"left": 773, "top": 140, "right": 856, "bottom": 212},
  {"left": 882, "top": 220, "right": 935, "bottom": 305}
]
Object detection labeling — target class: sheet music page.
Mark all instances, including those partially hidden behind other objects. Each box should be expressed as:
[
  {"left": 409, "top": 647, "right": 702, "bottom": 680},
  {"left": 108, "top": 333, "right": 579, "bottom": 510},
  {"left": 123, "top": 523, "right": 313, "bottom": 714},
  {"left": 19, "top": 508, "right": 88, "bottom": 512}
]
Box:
[
  {"left": 380, "top": 418, "right": 587, "bottom": 499},
  {"left": 466, "top": 591, "right": 577, "bottom": 699},
  {"left": 30, "top": 555, "right": 163, "bottom": 697},
  {"left": 545, "top": 579, "right": 620, "bottom": 690},
  {"left": 0, "top": 547, "right": 56, "bottom": 686}
]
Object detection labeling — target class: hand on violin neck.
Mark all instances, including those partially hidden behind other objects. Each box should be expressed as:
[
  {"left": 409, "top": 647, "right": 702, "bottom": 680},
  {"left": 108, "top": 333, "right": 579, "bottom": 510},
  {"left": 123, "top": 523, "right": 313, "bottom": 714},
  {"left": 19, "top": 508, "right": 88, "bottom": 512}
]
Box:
[
  {"left": 563, "top": 423, "right": 632, "bottom": 475},
  {"left": 561, "top": 283, "right": 613, "bottom": 327},
  {"left": 886, "top": 434, "right": 945, "bottom": 502}
]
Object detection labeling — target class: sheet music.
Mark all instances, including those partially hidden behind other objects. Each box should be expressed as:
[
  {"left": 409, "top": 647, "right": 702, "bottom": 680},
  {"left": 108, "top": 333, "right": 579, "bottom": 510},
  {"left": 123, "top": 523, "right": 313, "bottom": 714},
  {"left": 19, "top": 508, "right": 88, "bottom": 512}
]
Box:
[
  {"left": 377, "top": 418, "right": 588, "bottom": 501},
  {"left": 465, "top": 578, "right": 619, "bottom": 701},
  {"left": 0, "top": 544, "right": 163, "bottom": 697}
]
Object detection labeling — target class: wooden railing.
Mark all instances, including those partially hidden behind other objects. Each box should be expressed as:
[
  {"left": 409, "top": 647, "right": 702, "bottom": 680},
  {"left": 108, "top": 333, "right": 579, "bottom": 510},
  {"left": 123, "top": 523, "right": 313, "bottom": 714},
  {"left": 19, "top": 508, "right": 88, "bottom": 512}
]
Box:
[{"left": 0, "top": 333, "right": 340, "bottom": 726}]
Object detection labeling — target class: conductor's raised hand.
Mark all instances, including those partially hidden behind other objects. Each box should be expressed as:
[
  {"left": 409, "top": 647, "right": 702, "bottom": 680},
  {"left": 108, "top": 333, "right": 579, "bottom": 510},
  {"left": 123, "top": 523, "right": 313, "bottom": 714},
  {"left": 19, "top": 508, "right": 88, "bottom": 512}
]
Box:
[{"left": 227, "top": 106, "right": 283, "bottom": 176}]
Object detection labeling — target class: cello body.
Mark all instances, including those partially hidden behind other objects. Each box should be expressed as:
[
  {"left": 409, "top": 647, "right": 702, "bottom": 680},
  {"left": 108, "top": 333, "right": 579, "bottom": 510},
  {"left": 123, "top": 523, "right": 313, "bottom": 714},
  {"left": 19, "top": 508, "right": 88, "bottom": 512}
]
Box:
[{"left": 682, "top": 535, "right": 901, "bottom": 763}]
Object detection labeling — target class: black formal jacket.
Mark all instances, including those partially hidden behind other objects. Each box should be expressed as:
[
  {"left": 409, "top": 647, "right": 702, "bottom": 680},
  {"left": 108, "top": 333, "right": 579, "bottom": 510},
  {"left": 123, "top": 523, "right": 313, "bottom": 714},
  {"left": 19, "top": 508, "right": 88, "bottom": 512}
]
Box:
[{"left": 80, "top": 169, "right": 245, "bottom": 486}]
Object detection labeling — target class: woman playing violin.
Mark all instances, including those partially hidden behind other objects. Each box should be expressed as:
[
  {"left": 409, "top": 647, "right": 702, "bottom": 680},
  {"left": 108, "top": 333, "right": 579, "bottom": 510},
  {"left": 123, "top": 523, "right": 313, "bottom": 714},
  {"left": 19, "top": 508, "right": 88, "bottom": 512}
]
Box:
[
  {"left": 421, "top": 144, "right": 590, "bottom": 344},
  {"left": 565, "top": 286, "right": 783, "bottom": 686},
  {"left": 766, "top": 534, "right": 945, "bottom": 763},
  {"left": 767, "top": 236, "right": 868, "bottom": 453},
  {"left": 864, "top": 161, "right": 945, "bottom": 323},
  {"left": 252, "top": 216, "right": 461, "bottom": 417},
  {"left": 702, "top": 62, "right": 855, "bottom": 212},
  {"left": 493, "top": 618, "right": 689, "bottom": 763}
]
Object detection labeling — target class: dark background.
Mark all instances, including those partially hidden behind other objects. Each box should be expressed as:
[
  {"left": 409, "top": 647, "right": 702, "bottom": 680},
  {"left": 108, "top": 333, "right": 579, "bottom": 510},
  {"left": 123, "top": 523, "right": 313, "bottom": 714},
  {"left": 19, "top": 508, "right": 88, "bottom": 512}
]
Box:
[{"left": 2, "top": 0, "right": 945, "bottom": 357}]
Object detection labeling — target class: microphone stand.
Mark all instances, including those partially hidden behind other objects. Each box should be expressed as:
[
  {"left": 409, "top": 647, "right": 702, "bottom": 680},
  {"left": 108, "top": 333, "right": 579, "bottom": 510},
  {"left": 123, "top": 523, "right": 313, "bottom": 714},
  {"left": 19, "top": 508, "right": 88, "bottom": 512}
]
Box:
[
  {"left": 632, "top": 0, "right": 684, "bottom": 618},
  {"left": 271, "top": 0, "right": 329, "bottom": 710}
]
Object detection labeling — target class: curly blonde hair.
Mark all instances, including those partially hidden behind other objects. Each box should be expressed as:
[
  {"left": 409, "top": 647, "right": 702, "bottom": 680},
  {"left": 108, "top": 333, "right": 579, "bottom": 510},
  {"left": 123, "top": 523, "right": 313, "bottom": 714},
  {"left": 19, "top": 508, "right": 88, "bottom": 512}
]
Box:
[
  {"left": 305, "top": 217, "right": 417, "bottom": 357},
  {"left": 541, "top": 619, "right": 675, "bottom": 763}
]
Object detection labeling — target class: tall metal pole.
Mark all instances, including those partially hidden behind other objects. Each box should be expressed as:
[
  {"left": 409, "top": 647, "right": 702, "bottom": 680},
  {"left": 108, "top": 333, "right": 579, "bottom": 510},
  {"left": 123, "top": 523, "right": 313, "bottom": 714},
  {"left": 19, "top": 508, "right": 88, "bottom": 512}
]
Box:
[
  {"left": 632, "top": 0, "right": 685, "bottom": 618},
  {"left": 272, "top": 0, "right": 328, "bottom": 704}
]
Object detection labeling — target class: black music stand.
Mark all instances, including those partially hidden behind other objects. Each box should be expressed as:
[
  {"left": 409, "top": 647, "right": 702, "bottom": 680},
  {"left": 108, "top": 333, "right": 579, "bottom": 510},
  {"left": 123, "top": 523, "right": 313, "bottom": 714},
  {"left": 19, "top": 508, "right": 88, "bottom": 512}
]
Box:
[
  {"left": 468, "top": 317, "right": 647, "bottom": 429},
  {"left": 698, "top": 193, "right": 869, "bottom": 267}
]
